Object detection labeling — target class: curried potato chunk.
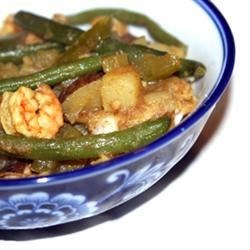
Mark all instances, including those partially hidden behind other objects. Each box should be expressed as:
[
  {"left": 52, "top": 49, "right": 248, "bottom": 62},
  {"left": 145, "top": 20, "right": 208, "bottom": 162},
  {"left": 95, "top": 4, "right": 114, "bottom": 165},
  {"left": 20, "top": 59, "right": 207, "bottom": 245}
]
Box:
[
  {"left": 101, "top": 66, "right": 142, "bottom": 111},
  {"left": 62, "top": 79, "right": 102, "bottom": 124}
]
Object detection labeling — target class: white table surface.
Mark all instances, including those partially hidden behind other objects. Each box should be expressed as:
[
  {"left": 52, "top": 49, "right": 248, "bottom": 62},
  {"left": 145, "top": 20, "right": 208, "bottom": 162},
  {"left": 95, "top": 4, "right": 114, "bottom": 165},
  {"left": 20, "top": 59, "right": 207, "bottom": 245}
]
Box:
[{"left": 0, "top": 1, "right": 248, "bottom": 249}]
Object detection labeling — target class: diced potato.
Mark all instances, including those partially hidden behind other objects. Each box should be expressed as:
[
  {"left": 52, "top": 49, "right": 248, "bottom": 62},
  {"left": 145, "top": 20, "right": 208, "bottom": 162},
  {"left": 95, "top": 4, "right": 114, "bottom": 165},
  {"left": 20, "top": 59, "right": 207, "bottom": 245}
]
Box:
[
  {"left": 101, "top": 66, "right": 142, "bottom": 111},
  {"left": 62, "top": 79, "right": 102, "bottom": 124}
]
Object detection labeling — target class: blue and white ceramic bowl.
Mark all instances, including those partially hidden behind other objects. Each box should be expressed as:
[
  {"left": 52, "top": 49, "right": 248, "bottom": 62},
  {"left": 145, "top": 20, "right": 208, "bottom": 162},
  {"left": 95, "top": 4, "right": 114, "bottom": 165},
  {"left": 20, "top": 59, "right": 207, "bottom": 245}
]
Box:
[{"left": 0, "top": 0, "right": 235, "bottom": 229}]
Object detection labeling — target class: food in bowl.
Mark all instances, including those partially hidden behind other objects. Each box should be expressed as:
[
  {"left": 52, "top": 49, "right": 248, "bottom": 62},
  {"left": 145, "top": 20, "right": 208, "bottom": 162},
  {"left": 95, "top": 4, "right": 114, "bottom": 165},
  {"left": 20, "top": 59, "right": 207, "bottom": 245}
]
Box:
[{"left": 0, "top": 8, "right": 206, "bottom": 178}]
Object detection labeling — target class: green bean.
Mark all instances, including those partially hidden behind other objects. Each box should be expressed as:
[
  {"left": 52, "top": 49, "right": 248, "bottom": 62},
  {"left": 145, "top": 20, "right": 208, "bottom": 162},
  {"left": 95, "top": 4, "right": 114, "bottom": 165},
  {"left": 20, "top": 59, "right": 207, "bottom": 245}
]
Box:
[
  {"left": 14, "top": 11, "right": 82, "bottom": 45},
  {"left": 0, "top": 117, "right": 171, "bottom": 160},
  {"left": 31, "top": 123, "right": 84, "bottom": 173},
  {"left": 177, "top": 58, "right": 207, "bottom": 81},
  {"left": 96, "top": 38, "right": 206, "bottom": 82},
  {"left": 66, "top": 8, "right": 187, "bottom": 51},
  {"left": 0, "top": 55, "right": 102, "bottom": 93},
  {"left": 0, "top": 39, "right": 205, "bottom": 93},
  {"left": 0, "top": 42, "right": 64, "bottom": 64},
  {"left": 31, "top": 123, "right": 86, "bottom": 173}
]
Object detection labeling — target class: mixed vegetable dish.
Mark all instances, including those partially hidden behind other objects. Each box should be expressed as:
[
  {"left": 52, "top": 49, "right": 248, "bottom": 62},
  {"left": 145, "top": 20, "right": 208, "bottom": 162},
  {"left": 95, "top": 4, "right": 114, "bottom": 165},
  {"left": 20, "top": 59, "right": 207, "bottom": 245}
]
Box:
[{"left": 0, "top": 8, "right": 206, "bottom": 178}]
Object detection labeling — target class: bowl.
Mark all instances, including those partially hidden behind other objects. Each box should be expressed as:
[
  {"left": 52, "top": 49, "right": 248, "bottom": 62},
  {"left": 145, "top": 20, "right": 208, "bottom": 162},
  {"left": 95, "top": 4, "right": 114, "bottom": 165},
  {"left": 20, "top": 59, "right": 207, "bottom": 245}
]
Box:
[{"left": 0, "top": 0, "right": 235, "bottom": 230}]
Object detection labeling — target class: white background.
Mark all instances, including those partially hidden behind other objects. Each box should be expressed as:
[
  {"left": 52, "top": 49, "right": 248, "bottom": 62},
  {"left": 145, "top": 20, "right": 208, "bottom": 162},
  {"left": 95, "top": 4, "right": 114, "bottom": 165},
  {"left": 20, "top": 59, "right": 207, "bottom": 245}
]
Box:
[{"left": 0, "top": 1, "right": 249, "bottom": 249}]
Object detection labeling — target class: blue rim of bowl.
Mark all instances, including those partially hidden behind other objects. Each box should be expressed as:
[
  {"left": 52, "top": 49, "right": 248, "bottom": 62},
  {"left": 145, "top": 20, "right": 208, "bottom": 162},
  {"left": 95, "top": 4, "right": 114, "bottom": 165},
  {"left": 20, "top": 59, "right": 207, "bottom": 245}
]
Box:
[{"left": 0, "top": 0, "right": 235, "bottom": 186}]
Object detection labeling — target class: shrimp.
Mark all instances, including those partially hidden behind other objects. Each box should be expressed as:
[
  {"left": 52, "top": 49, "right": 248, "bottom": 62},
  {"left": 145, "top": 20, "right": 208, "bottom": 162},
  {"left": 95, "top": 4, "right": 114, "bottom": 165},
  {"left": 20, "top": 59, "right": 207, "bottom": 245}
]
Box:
[{"left": 0, "top": 84, "right": 63, "bottom": 139}]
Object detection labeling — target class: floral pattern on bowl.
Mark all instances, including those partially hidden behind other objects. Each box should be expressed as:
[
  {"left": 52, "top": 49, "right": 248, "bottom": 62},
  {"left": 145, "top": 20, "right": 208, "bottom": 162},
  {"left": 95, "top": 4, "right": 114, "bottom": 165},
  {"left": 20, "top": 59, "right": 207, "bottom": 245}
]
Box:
[
  {"left": 0, "top": 157, "right": 172, "bottom": 229},
  {"left": 0, "top": 192, "right": 97, "bottom": 229}
]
